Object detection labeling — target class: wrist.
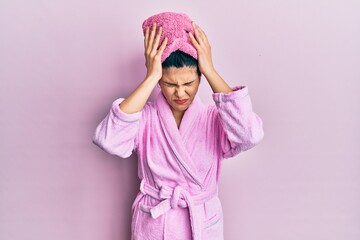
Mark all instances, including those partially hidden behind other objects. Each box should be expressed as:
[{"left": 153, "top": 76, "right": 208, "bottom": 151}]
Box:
[
  {"left": 203, "top": 68, "right": 219, "bottom": 80},
  {"left": 144, "top": 75, "right": 161, "bottom": 84}
]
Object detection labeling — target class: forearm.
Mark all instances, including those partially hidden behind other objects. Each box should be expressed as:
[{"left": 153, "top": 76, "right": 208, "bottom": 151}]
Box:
[
  {"left": 204, "top": 69, "right": 233, "bottom": 94},
  {"left": 119, "top": 76, "right": 158, "bottom": 114}
]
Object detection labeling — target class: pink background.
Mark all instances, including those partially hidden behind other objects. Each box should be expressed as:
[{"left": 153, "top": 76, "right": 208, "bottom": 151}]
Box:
[{"left": 1, "top": 0, "right": 359, "bottom": 239}]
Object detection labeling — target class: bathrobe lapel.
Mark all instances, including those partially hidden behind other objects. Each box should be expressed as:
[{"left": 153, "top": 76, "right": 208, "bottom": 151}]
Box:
[{"left": 156, "top": 92, "right": 205, "bottom": 189}]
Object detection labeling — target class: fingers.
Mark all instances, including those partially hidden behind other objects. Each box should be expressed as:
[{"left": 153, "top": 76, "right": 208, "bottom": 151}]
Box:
[
  {"left": 144, "top": 22, "right": 168, "bottom": 70},
  {"left": 157, "top": 36, "right": 168, "bottom": 55},
  {"left": 196, "top": 24, "right": 208, "bottom": 39},
  {"left": 144, "top": 22, "right": 166, "bottom": 54},
  {"left": 144, "top": 26, "right": 149, "bottom": 49},
  {"left": 189, "top": 31, "right": 200, "bottom": 49},
  {"left": 190, "top": 22, "right": 209, "bottom": 47},
  {"left": 152, "top": 25, "right": 163, "bottom": 53},
  {"left": 147, "top": 22, "right": 157, "bottom": 52}
]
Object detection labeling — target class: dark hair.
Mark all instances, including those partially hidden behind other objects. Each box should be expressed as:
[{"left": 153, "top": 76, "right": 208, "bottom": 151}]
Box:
[{"left": 162, "top": 50, "right": 201, "bottom": 79}]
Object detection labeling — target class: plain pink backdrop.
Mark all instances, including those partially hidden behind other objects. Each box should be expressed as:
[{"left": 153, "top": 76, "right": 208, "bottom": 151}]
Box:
[{"left": 1, "top": 0, "right": 359, "bottom": 239}]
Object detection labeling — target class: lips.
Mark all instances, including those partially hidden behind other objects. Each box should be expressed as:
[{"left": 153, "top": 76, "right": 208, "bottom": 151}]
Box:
[{"left": 174, "top": 99, "right": 188, "bottom": 105}]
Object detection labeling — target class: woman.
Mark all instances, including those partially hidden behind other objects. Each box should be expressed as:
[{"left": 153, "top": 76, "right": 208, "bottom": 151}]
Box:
[{"left": 92, "top": 12, "right": 264, "bottom": 240}]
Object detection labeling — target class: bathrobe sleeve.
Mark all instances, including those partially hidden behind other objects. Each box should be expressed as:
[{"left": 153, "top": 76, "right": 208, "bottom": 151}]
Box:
[
  {"left": 92, "top": 97, "right": 143, "bottom": 158},
  {"left": 212, "top": 86, "right": 264, "bottom": 159}
]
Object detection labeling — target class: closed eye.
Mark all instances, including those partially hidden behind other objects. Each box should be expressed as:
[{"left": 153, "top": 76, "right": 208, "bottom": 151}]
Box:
[{"left": 164, "top": 81, "right": 194, "bottom": 87}]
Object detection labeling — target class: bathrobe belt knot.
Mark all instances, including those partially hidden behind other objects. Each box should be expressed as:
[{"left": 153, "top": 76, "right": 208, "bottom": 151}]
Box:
[{"left": 140, "top": 179, "right": 217, "bottom": 240}]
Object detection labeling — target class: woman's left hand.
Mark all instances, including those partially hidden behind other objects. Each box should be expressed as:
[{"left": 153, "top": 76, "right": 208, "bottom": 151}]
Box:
[{"left": 188, "top": 22, "right": 216, "bottom": 78}]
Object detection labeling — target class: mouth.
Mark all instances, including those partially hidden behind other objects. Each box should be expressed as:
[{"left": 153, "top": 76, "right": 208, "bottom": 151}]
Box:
[{"left": 174, "top": 99, "right": 188, "bottom": 105}]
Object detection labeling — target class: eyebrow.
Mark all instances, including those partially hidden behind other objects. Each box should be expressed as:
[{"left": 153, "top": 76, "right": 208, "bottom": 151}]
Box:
[{"left": 161, "top": 80, "right": 196, "bottom": 86}]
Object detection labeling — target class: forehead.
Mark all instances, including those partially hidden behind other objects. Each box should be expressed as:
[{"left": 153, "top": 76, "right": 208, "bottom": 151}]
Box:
[{"left": 162, "top": 67, "right": 198, "bottom": 83}]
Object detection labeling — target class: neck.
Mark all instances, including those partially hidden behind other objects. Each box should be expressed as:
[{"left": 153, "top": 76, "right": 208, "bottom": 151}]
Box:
[{"left": 171, "top": 108, "right": 185, "bottom": 127}]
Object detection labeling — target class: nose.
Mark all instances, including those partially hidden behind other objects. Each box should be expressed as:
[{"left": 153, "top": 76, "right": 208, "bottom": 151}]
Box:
[{"left": 175, "top": 86, "right": 186, "bottom": 98}]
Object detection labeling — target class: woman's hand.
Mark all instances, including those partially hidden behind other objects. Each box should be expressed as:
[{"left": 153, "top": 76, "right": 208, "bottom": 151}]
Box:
[
  {"left": 188, "top": 22, "right": 216, "bottom": 78},
  {"left": 118, "top": 23, "right": 168, "bottom": 114},
  {"left": 189, "top": 22, "right": 233, "bottom": 94},
  {"left": 144, "top": 22, "right": 168, "bottom": 81}
]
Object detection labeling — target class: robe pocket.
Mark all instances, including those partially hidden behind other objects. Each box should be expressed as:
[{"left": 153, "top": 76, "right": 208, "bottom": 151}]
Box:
[
  {"left": 202, "top": 196, "right": 223, "bottom": 229},
  {"left": 132, "top": 203, "right": 165, "bottom": 240},
  {"left": 202, "top": 197, "right": 224, "bottom": 239},
  {"left": 203, "top": 213, "right": 222, "bottom": 229},
  {"left": 203, "top": 215, "right": 224, "bottom": 240}
]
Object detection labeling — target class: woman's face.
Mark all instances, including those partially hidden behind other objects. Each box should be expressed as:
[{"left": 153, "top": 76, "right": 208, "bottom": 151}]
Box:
[{"left": 159, "top": 66, "right": 200, "bottom": 115}]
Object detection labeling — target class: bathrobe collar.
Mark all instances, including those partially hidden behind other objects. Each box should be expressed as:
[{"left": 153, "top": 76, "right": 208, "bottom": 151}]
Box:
[{"left": 155, "top": 91, "right": 205, "bottom": 189}]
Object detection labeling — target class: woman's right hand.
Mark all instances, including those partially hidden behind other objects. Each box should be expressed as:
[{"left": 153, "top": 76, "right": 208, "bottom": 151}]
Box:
[{"left": 144, "top": 22, "right": 168, "bottom": 81}]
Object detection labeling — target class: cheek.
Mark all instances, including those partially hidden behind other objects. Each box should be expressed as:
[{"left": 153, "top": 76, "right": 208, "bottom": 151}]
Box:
[
  {"left": 161, "top": 89, "right": 172, "bottom": 97},
  {"left": 188, "top": 86, "right": 199, "bottom": 95},
  {"left": 162, "top": 90, "right": 176, "bottom": 103}
]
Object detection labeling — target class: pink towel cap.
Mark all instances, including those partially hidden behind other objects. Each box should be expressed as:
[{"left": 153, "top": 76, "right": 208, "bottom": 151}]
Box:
[{"left": 142, "top": 11, "right": 198, "bottom": 63}]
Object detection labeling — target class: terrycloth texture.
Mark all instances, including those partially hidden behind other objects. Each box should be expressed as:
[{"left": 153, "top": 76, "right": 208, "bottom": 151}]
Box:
[
  {"left": 142, "top": 12, "right": 198, "bottom": 63},
  {"left": 92, "top": 86, "right": 264, "bottom": 239}
]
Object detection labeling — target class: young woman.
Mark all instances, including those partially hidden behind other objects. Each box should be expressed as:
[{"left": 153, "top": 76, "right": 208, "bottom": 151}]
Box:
[{"left": 92, "top": 12, "right": 264, "bottom": 240}]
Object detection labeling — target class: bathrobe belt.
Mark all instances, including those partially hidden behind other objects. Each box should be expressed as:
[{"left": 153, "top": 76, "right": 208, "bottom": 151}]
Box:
[{"left": 139, "top": 179, "right": 217, "bottom": 240}]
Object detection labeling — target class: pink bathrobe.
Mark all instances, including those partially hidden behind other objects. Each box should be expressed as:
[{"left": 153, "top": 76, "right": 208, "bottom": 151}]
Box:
[{"left": 92, "top": 85, "right": 264, "bottom": 240}]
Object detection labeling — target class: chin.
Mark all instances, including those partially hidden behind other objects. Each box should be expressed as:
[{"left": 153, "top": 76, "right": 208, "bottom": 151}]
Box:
[
  {"left": 174, "top": 105, "right": 188, "bottom": 110},
  {"left": 172, "top": 103, "right": 189, "bottom": 111}
]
